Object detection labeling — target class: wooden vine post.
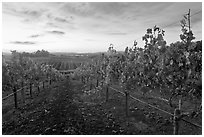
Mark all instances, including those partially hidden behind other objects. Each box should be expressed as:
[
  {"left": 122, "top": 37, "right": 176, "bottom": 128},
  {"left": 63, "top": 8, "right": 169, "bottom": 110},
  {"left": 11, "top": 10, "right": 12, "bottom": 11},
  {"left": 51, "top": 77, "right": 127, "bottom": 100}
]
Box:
[
  {"left": 173, "top": 108, "right": 181, "bottom": 135},
  {"left": 96, "top": 79, "right": 99, "bottom": 87},
  {"left": 173, "top": 98, "right": 182, "bottom": 135},
  {"left": 125, "top": 91, "right": 129, "bottom": 117},
  {"left": 179, "top": 98, "right": 182, "bottom": 110},
  {"left": 30, "top": 83, "right": 33, "bottom": 98},
  {"left": 83, "top": 76, "right": 85, "bottom": 84},
  {"left": 21, "top": 81, "right": 25, "bottom": 103},
  {"left": 106, "top": 85, "right": 109, "bottom": 102},
  {"left": 43, "top": 81, "right": 45, "bottom": 89},
  {"left": 49, "top": 78, "right": 52, "bottom": 85},
  {"left": 46, "top": 80, "right": 48, "bottom": 88},
  {"left": 37, "top": 82, "right": 40, "bottom": 93},
  {"left": 13, "top": 86, "right": 18, "bottom": 109},
  {"left": 101, "top": 75, "right": 104, "bottom": 86},
  {"left": 86, "top": 77, "right": 89, "bottom": 84},
  {"left": 90, "top": 79, "right": 93, "bottom": 90}
]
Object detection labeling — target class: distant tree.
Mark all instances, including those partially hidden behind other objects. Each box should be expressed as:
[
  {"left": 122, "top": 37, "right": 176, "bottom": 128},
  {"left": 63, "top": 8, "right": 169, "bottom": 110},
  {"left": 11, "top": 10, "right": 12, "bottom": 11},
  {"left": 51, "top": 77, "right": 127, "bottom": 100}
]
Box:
[{"left": 21, "top": 49, "right": 50, "bottom": 57}]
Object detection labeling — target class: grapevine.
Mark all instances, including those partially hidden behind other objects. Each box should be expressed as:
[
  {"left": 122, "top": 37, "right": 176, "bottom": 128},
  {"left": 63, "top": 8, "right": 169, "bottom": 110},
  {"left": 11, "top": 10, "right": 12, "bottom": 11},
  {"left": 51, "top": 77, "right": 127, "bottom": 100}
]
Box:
[
  {"left": 2, "top": 51, "right": 65, "bottom": 94},
  {"left": 74, "top": 23, "right": 202, "bottom": 115}
]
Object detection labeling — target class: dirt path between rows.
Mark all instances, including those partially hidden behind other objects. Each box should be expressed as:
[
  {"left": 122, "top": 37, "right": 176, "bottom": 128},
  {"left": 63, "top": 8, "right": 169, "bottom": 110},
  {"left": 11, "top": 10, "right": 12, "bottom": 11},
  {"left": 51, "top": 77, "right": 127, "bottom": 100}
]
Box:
[{"left": 2, "top": 79, "right": 127, "bottom": 135}]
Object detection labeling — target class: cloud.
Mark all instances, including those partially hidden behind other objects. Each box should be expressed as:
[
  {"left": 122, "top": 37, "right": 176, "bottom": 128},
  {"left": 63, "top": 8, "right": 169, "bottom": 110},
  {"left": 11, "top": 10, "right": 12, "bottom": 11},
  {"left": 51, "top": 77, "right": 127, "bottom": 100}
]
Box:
[
  {"left": 55, "top": 17, "right": 68, "bottom": 23},
  {"left": 60, "top": 3, "right": 93, "bottom": 17},
  {"left": 46, "top": 22, "right": 60, "bottom": 28},
  {"left": 21, "top": 9, "right": 43, "bottom": 18},
  {"left": 3, "top": 2, "right": 202, "bottom": 53},
  {"left": 45, "top": 13, "right": 75, "bottom": 30},
  {"left": 54, "top": 16, "right": 74, "bottom": 24},
  {"left": 3, "top": 4, "right": 46, "bottom": 19},
  {"left": 47, "top": 30, "right": 65, "bottom": 35},
  {"left": 29, "top": 34, "right": 42, "bottom": 38},
  {"left": 47, "top": 12, "right": 74, "bottom": 22},
  {"left": 46, "top": 21, "right": 77, "bottom": 31},
  {"left": 10, "top": 41, "right": 36, "bottom": 45}
]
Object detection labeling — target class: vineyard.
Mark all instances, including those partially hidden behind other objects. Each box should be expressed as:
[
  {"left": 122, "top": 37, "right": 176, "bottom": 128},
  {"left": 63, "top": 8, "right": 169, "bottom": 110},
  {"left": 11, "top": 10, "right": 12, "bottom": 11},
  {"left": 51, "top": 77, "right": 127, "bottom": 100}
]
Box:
[
  {"left": 71, "top": 16, "right": 202, "bottom": 134},
  {"left": 2, "top": 50, "right": 65, "bottom": 93},
  {"left": 2, "top": 11, "right": 202, "bottom": 135},
  {"left": 74, "top": 25, "right": 202, "bottom": 110},
  {"left": 30, "top": 54, "right": 98, "bottom": 70}
]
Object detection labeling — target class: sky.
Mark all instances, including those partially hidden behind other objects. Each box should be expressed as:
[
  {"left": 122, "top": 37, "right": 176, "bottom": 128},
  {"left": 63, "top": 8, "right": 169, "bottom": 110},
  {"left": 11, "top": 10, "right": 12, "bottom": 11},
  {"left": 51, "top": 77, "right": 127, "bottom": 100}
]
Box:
[{"left": 2, "top": 2, "right": 202, "bottom": 53}]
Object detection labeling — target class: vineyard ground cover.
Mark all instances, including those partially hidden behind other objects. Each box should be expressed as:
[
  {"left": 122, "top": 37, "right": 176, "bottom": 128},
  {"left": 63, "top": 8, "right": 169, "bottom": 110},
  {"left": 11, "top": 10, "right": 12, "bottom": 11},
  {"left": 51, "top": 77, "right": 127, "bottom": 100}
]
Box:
[
  {"left": 2, "top": 79, "right": 68, "bottom": 134},
  {"left": 2, "top": 78, "right": 202, "bottom": 135},
  {"left": 79, "top": 79, "right": 201, "bottom": 135},
  {"left": 108, "top": 85, "right": 202, "bottom": 134},
  {"left": 77, "top": 81, "right": 173, "bottom": 134},
  {"left": 2, "top": 81, "right": 51, "bottom": 121},
  {"left": 3, "top": 79, "right": 127, "bottom": 135}
]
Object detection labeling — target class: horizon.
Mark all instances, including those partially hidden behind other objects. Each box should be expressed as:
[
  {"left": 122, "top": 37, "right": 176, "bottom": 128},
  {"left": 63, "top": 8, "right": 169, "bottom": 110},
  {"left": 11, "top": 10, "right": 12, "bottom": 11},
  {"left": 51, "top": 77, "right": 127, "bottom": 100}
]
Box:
[
  {"left": 2, "top": 50, "right": 108, "bottom": 54},
  {"left": 2, "top": 2, "right": 202, "bottom": 53}
]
